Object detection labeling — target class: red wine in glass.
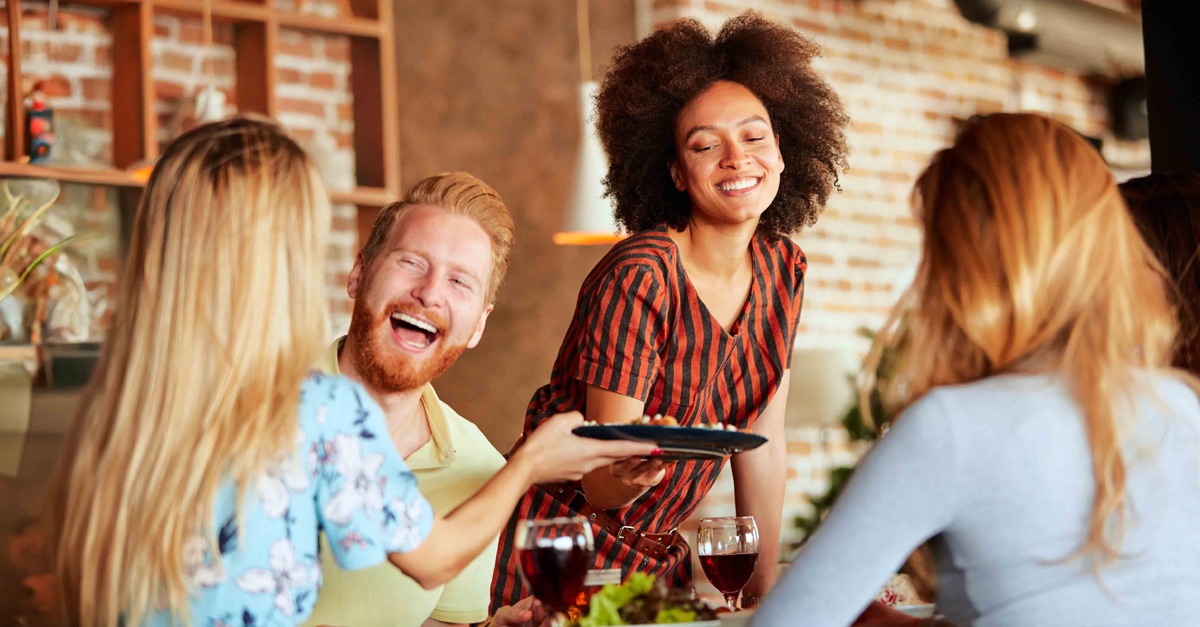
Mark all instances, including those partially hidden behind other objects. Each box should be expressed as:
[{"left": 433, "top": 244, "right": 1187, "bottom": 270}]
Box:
[
  {"left": 518, "top": 517, "right": 595, "bottom": 626},
  {"left": 697, "top": 516, "right": 760, "bottom": 610},
  {"left": 699, "top": 552, "right": 758, "bottom": 596}
]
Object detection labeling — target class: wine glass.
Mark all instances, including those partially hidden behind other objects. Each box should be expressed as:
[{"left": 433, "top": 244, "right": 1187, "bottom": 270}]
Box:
[
  {"left": 517, "top": 516, "right": 595, "bottom": 626},
  {"left": 697, "top": 515, "right": 759, "bottom": 610}
]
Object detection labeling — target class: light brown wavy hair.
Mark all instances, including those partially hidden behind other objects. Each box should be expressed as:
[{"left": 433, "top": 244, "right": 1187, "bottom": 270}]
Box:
[
  {"left": 863, "top": 112, "right": 1191, "bottom": 567},
  {"left": 51, "top": 116, "right": 330, "bottom": 625}
]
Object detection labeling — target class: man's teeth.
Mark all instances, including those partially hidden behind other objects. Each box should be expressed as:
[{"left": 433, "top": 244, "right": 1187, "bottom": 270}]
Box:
[
  {"left": 391, "top": 312, "right": 438, "bottom": 334},
  {"left": 717, "top": 178, "right": 758, "bottom": 191}
]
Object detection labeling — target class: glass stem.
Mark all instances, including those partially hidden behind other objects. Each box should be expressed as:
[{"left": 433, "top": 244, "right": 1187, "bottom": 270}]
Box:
[{"left": 724, "top": 592, "right": 740, "bottom": 611}]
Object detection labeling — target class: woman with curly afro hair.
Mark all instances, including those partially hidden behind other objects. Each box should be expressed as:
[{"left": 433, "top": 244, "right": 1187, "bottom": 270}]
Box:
[{"left": 491, "top": 11, "right": 849, "bottom": 612}]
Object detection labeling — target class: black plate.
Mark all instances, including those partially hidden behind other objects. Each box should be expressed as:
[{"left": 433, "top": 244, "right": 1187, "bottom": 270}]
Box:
[{"left": 572, "top": 424, "right": 767, "bottom": 461}]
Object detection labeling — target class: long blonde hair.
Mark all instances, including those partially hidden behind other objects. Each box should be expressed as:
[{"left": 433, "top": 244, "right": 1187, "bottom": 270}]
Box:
[
  {"left": 52, "top": 116, "right": 330, "bottom": 625},
  {"left": 864, "top": 112, "right": 1181, "bottom": 566}
]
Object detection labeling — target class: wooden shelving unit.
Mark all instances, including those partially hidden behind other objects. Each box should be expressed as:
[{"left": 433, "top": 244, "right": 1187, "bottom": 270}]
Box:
[{"left": 1, "top": 0, "right": 399, "bottom": 208}]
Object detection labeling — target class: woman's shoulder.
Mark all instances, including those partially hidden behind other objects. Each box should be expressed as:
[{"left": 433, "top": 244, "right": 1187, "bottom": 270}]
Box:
[
  {"left": 585, "top": 227, "right": 677, "bottom": 283},
  {"left": 759, "top": 233, "right": 806, "bottom": 269},
  {"left": 610, "top": 227, "right": 676, "bottom": 263},
  {"left": 297, "top": 372, "right": 380, "bottom": 433},
  {"left": 1147, "top": 372, "right": 1200, "bottom": 420}
]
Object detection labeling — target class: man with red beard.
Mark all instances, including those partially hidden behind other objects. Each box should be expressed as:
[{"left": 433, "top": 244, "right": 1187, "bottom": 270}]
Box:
[{"left": 305, "top": 172, "right": 516, "bottom": 627}]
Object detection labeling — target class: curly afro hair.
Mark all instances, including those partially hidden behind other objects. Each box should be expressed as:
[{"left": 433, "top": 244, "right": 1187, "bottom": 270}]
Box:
[{"left": 596, "top": 11, "right": 849, "bottom": 239}]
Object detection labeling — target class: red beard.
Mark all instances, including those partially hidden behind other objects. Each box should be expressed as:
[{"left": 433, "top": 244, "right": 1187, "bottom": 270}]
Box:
[{"left": 347, "top": 297, "right": 467, "bottom": 393}]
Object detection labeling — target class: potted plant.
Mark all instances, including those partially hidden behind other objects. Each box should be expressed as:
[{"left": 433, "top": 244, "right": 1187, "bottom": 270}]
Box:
[{"left": 0, "top": 179, "right": 84, "bottom": 363}]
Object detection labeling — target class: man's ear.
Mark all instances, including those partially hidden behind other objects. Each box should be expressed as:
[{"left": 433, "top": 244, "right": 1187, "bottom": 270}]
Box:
[
  {"left": 347, "top": 253, "right": 365, "bottom": 299},
  {"left": 466, "top": 304, "right": 494, "bottom": 349},
  {"left": 668, "top": 160, "right": 686, "bottom": 192}
]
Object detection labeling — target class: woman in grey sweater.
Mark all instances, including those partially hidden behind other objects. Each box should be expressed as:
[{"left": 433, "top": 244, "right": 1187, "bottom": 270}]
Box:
[{"left": 753, "top": 113, "right": 1200, "bottom": 627}]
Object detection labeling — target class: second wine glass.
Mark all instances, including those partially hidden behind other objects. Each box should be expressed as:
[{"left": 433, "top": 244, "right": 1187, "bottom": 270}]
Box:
[
  {"left": 697, "top": 515, "right": 759, "bottom": 611},
  {"left": 517, "top": 516, "right": 595, "bottom": 626}
]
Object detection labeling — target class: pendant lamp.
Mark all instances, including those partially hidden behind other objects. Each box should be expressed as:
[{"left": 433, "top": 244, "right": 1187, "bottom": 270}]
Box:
[{"left": 553, "top": 0, "right": 624, "bottom": 245}]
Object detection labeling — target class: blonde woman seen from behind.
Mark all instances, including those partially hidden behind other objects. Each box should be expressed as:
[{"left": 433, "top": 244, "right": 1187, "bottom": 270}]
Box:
[
  {"left": 51, "top": 117, "right": 655, "bottom": 626},
  {"left": 753, "top": 113, "right": 1200, "bottom": 626}
]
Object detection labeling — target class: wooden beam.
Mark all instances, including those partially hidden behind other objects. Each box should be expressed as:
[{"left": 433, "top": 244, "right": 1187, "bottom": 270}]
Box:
[
  {"left": 376, "top": 0, "right": 399, "bottom": 194},
  {"left": 277, "top": 12, "right": 380, "bottom": 37},
  {"left": 0, "top": 162, "right": 144, "bottom": 187},
  {"left": 6, "top": 0, "right": 26, "bottom": 161},
  {"left": 329, "top": 186, "right": 391, "bottom": 206},
  {"left": 110, "top": 1, "right": 155, "bottom": 168},
  {"left": 348, "top": 0, "right": 397, "bottom": 195},
  {"left": 152, "top": 0, "right": 269, "bottom": 24},
  {"left": 234, "top": 20, "right": 277, "bottom": 117},
  {"left": 349, "top": 36, "right": 387, "bottom": 190}
]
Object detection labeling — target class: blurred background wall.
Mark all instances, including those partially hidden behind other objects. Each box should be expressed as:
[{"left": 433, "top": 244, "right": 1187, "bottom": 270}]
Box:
[{"left": 392, "top": 0, "right": 639, "bottom": 454}]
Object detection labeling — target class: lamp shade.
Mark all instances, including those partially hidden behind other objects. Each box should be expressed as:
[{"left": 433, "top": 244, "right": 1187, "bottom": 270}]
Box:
[{"left": 554, "top": 81, "right": 625, "bottom": 245}]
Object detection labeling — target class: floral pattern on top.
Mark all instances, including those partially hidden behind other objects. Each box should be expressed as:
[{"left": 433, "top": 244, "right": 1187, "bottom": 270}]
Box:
[{"left": 145, "top": 373, "right": 434, "bottom": 626}]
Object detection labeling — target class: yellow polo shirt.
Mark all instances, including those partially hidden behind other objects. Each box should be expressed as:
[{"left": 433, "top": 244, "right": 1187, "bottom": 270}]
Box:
[{"left": 304, "top": 338, "right": 506, "bottom": 626}]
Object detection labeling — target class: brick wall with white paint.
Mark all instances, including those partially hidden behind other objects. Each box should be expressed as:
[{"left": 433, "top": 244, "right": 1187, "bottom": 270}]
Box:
[
  {"left": 2, "top": 3, "right": 359, "bottom": 338},
  {"left": 641, "top": 0, "right": 1150, "bottom": 560}
]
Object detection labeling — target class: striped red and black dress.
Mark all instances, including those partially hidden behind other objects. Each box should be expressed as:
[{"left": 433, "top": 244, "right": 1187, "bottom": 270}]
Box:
[{"left": 490, "top": 225, "right": 806, "bottom": 611}]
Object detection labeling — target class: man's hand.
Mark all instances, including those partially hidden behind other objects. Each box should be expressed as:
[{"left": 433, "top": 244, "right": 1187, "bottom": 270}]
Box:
[
  {"left": 490, "top": 596, "right": 553, "bottom": 627},
  {"left": 609, "top": 457, "right": 669, "bottom": 489}
]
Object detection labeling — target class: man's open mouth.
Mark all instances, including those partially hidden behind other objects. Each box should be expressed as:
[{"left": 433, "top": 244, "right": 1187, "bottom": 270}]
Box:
[{"left": 390, "top": 312, "right": 442, "bottom": 349}]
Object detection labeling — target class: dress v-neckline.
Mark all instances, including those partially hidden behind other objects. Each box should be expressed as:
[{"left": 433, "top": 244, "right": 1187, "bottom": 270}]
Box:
[{"left": 671, "top": 233, "right": 760, "bottom": 340}]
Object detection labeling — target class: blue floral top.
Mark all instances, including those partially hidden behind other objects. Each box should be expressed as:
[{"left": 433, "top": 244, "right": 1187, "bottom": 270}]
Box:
[{"left": 147, "top": 373, "right": 434, "bottom": 626}]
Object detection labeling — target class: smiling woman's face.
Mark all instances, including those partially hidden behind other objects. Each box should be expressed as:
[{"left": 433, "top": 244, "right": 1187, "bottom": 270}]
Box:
[{"left": 670, "top": 80, "right": 785, "bottom": 229}]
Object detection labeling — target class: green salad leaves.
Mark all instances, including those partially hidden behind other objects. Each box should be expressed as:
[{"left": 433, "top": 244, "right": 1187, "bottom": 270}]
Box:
[{"left": 577, "top": 573, "right": 716, "bottom": 626}]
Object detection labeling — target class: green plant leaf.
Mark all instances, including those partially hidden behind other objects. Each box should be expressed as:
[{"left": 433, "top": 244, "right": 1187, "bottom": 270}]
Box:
[{"left": 0, "top": 233, "right": 87, "bottom": 301}]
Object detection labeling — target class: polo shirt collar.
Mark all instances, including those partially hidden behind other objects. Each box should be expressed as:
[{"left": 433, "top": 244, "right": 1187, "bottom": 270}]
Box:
[{"left": 326, "top": 336, "right": 456, "bottom": 469}]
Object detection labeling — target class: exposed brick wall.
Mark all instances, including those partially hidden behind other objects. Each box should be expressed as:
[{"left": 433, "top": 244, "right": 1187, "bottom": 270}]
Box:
[
  {"left": 2, "top": 4, "right": 359, "bottom": 340},
  {"left": 642, "top": 0, "right": 1151, "bottom": 562}
]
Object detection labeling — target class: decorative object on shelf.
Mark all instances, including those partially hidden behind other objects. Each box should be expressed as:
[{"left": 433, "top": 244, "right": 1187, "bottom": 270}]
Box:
[
  {"left": 554, "top": 0, "right": 624, "bottom": 246},
  {"left": 0, "top": 179, "right": 93, "bottom": 373},
  {"left": 24, "top": 84, "right": 56, "bottom": 165},
  {"left": 0, "top": 180, "right": 76, "bottom": 303},
  {"left": 192, "top": 0, "right": 227, "bottom": 125},
  {"left": 137, "top": 0, "right": 229, "bottom": 184}
]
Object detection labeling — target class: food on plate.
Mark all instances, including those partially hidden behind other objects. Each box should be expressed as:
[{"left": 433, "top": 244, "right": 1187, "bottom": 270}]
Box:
[
  {"left": 875, "top": 573, "right": 927, "bottom": 607},
  {"left": 578, "top": 573, "right": 717, "bottom": 626},
  {"left": 579, "top": 414, "right": 746, "bottom": 432}
]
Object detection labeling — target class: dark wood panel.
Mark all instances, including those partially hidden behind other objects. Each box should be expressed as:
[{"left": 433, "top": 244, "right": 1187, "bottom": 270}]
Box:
[
  {"left": 6, "top": 0, "right": 25, "bottom": 161},
  {"left": 349, "top": 35, "right": 390, "bottom": 190},
  {"left": 347, "top": 0, "right": 379, "bottom": 21},
  {"left": 277, "top": 12, "right": 380, "bottom": 37},
  {"left": 234, "top": 20, "right": 276, "bottom": 116},
  {"left": 109, "top": 2, "right": 155, "bottom": 167},
  {"left": 1143, "top": 0, "right": 1200, "bottom": 172}
]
